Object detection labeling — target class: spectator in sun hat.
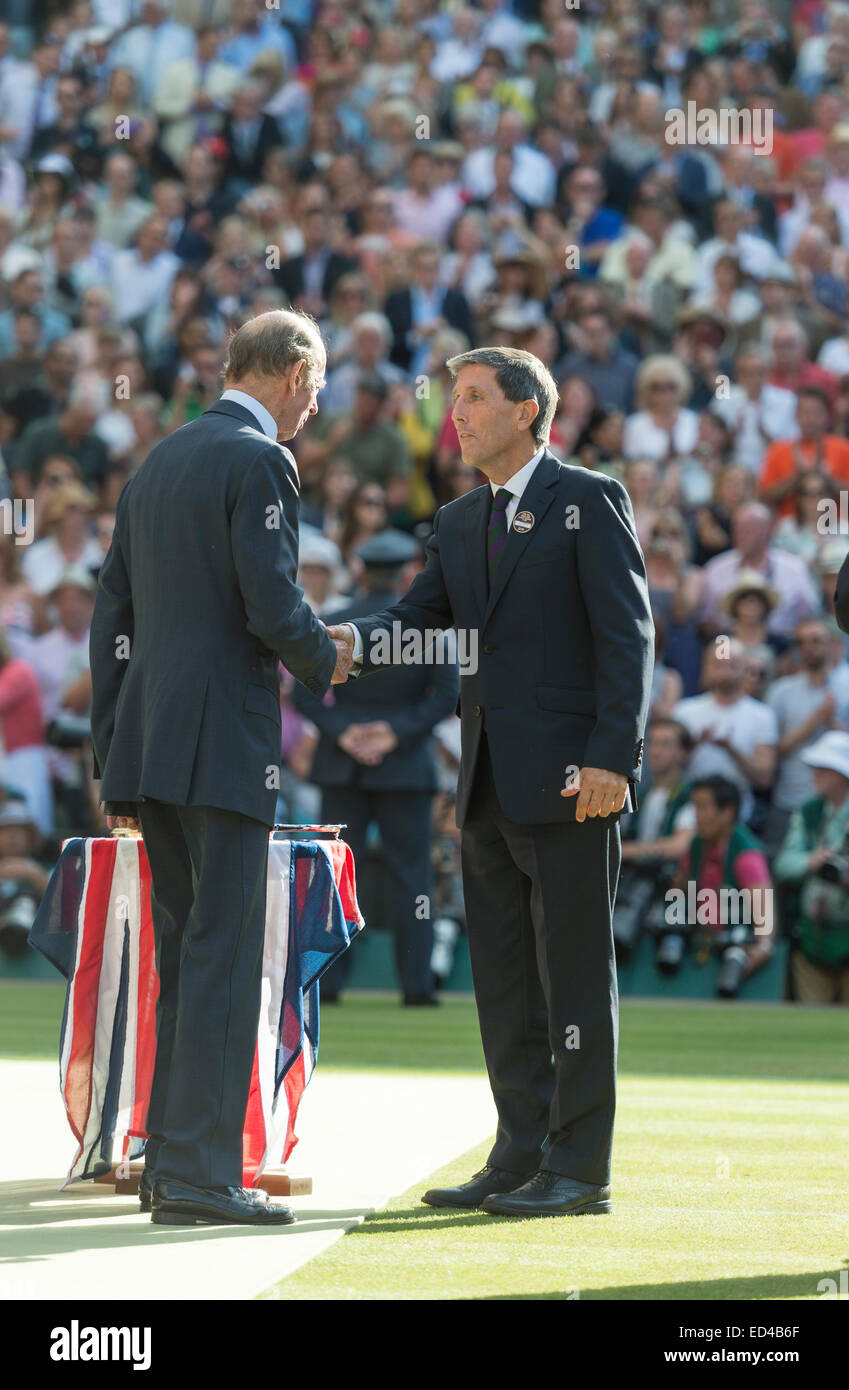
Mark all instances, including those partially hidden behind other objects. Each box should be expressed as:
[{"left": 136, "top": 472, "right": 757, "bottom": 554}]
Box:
[
  {"left": 720, "top": 568, "right": 787, "bottom": 662},
  {"left": 699, "top": 503, "right": 821, "bottom": 641},
  {"left": 297, "top": 532, "right": 348, "bottom": 616}
]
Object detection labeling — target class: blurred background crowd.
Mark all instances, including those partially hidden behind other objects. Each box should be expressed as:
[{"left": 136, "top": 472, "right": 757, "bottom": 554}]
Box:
[{"left": 2, "top": 0, "right": 849, "bottom": 1003}]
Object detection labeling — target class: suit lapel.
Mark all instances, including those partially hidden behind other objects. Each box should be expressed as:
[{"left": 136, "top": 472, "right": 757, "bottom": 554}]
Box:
[
  {"left": 483, "top": 450, "right": 561, "bottom": 622},
  {"left": 464, "top": 485, "right": 491, "bottom": 621}
]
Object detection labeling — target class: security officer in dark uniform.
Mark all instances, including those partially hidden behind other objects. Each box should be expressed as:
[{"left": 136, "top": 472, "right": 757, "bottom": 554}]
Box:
[{"left": 294, "top": 530, "right": 460, "bottom": 1003}]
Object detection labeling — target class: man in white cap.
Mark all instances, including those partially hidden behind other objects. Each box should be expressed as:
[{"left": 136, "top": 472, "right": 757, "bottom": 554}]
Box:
[
  {"left": 296, "top": 532, "right": 347, "bottom": 615},
  {"left": 774, "top": 730, "right": 849, "bottom": 1003}
]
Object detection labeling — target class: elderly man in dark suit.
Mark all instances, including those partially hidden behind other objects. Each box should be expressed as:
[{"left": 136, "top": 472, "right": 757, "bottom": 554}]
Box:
[
  {"left": 295, "top": 529, "right": 459, "bottom": 1005},
  {"left": 328, "top": 346, "right": 654, "bottom": 1217},
  {"left": 89, "top": 309, "right": 352, "bottom": 1227}
]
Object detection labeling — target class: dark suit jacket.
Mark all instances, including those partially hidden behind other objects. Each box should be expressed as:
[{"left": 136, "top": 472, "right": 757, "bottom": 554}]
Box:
[
  {"left": 293, "top": 588, "right": 459, "bottom": 792},
  {"left": 222, "top": 112, "right": 283, "bottom": 183},
  {"left": 384, "top": 287, "right": 476, "bottom": 372},
  {"left": 835, "top": 553, "right": 849, "bottom": 635},
  {"left": 274, "top": 251, "right": 358, "bottom": 309},
  {"left": 89, "top": 399, "right": 337, "bottom": 826},
  {"left": 352, "top": 450, "right": 654, "bottom": 827}
]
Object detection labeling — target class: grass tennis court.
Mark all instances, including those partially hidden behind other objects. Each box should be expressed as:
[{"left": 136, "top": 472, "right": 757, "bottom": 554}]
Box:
[{"left": 3, "top": 983, "right": 847, "bottom": 1301}]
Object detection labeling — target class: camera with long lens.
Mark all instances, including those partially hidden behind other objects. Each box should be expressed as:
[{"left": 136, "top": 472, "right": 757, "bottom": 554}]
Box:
[
  {"left": 714, "top": 924, "right": 753, "bottom": 999},
  {"left": 0, "top": 879, "right": 40, "bottom": 958},
  {"left": 45, "top": 714, "right": 92, "bottom": 750},
  {"left": 613, "top": 857, "right": 676, "bottom": 964},
  {"left": 814, "top": 852, "right": 849, "bottom": 888},
  {"left": 654, "top": 922, "right": 689, "bottom": 975}
]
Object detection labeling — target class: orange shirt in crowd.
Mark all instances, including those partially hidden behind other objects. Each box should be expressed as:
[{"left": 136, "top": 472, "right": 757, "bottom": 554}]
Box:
[{"left": 759, "top": 435, "right": 849, "bottom": 518}]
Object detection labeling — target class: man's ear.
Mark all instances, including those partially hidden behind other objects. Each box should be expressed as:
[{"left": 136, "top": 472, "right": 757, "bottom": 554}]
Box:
[
  {"left": 289, "top": 357, "right": 307, "bottom": 393},
  {"left": 518, "top": 397, "right": 540, "bottom": 432}
]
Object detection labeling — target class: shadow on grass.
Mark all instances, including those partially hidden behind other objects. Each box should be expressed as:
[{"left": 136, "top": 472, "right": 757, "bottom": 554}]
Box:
[
  {"left": 476, "top": 1266, "right": 849, "bottom": 1300},
  {"left": 0, "top": 1179, "right": 371, "bottom": 1260}
]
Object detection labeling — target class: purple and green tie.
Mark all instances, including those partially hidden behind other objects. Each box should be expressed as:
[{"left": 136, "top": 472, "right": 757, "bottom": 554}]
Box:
[{"left": 487, "top": 487, "right": 511, "bottom": 588}]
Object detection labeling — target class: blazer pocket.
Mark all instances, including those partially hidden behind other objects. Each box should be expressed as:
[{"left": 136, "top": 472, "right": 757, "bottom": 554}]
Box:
[
  {"left": 244, "top": 682, "right": 280, "bottom": 723},
  {"left": 536, "top": 684, "right": 596, "bottom": 715}
]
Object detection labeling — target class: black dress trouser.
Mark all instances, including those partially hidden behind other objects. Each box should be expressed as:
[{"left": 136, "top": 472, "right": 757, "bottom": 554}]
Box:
[
  {"left": 460, "top": 730, "right": 622, "bottom": 1185},
  {"left": 135, "top": 798, "right": 270, "bottom": 1187},
  {"left": 318, "top": 786, "right": 435, "bottom": 997}
]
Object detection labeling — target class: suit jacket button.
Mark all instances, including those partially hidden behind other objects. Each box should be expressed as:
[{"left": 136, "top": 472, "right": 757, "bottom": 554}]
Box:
[
  {"left": 483, "top": 643, "right": 493, "bottom": 654},
  {"left": 473, "top": 704, "right": 482, "bottom": 717}
]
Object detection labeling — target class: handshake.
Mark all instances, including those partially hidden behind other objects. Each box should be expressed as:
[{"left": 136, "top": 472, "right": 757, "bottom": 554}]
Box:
[{"left": 324, "top": 622, "right": 357, "bottom": 685}]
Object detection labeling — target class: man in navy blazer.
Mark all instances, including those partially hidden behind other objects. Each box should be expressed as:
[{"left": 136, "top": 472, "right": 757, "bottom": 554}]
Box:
[
  {"left": 328, "top": 346, "right": 654, "bottom": 1217},
  {"left": 89, "top": 309, "right": 352, "bottom": 1227}
]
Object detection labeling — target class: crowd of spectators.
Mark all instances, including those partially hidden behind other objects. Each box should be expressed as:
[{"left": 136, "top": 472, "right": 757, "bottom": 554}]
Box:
[{"left": 3, "top": 0, "right": 849, "bottom": 1000}]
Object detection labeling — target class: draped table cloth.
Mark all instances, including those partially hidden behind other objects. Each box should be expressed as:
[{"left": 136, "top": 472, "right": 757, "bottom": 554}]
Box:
[{"left": 28, "top": 830, "right": 364, "bottom": 1189}]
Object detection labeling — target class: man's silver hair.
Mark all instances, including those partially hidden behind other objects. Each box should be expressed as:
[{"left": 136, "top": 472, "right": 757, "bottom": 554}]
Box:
[{"left": 223, "top": 309, "right": 324, "bottom": 387}]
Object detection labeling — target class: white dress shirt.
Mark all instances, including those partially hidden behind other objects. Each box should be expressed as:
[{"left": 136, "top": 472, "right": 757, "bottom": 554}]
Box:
[
  {"left": 348, "top": 447, "right": 545, "bottom": 665},
  {"left": 219, "top": 388, "right": 278, "bottom": 441}
]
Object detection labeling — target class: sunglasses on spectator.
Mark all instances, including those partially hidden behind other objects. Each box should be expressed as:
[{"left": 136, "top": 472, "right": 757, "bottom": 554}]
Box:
[
  {"left": 44, "top": 473, "right": 72, "bottom": 486},
  {"left": 648, "top": 381, "right": 678, "bottom": 391},
  {"left": 359, "top": 495, "right": 385, "bottom": 507}
]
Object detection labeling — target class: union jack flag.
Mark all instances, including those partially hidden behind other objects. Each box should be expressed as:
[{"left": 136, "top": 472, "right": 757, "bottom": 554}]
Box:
[{"left": 28, "top": 834, "right": 363, "bottom": 1188}]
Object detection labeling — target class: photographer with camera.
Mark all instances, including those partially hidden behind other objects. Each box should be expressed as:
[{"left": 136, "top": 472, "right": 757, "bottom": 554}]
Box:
[
  {"left": 614, "top": 718, "right": 696, "bottom": 960},
  {"left": 667, "top": 776, "right": 774, "bottom": 996},
  {"left": 0, "top": 801, "right": 50, "bottom": 959},
  {"left": 774, "top": 730, "right": 849, "bottom": 1004}
]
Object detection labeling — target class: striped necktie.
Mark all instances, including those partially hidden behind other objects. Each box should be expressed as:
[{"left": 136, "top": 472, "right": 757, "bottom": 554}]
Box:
[{"left": 487, "top": 487, "right": 511, "bottom": 588}]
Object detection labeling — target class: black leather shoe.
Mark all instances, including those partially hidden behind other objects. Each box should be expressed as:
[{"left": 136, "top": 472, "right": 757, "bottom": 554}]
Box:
[
  {"left": 403, "top": 993, "right": 440, "bottom": 1006},
  {"left": 138, "top": 1169, "right": 154, "bottom": 1213},
  {"left": 480, "top": 1172, "right": 611, "bottom": 1217},
  {"left": 150, "top": 1179, "right": 296, "bottom": 1226},
  {"left": 422, "top": 1165, "right": 534, "bottom": 1209}
]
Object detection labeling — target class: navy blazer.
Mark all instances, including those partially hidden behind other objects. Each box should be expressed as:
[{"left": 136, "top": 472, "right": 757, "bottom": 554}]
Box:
[
  {"left": 352, "top": 450, "right": 655, "bottom": 827},
  {"left": 89, "top": 399, "right": 337, "bottom": 826}
]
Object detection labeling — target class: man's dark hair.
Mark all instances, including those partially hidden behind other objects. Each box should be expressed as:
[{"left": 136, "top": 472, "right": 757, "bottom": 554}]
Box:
[
  {"left": 650, "top": 717, "right": 693, "bottom": 754},
  {"left": 797, "top": 385, "right": 831, "bottom": 415},
  {"left": 446, "top": 346, "right": 559, "bottom": 446},
  {"left": 691, "top": 776, "right": 741, "bottom": 816}
]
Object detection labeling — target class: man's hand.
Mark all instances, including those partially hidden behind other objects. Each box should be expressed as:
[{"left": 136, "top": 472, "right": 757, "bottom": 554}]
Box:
[
  {"left": 338, "top": 720, "right": 398, "bottom": 765},
  {"left": 354, "top": 720, "right": 398, "bottom": 761},
  {"left": 326, "top": 623, "right": 356, "bottom": 648},
  {"left": 325, "top": 623, "right": 357, "bottom": 684},
  {"left": 330, "top": 637, "right": 354, "bottom": 684},
  {"left": 561, "top": 767, "right": 628, "bottom": 822}
]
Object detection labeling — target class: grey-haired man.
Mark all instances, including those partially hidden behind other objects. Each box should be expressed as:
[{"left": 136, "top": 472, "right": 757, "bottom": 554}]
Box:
[{"left": 90, "top": 310, "right": 351, "bottom": 1227}]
